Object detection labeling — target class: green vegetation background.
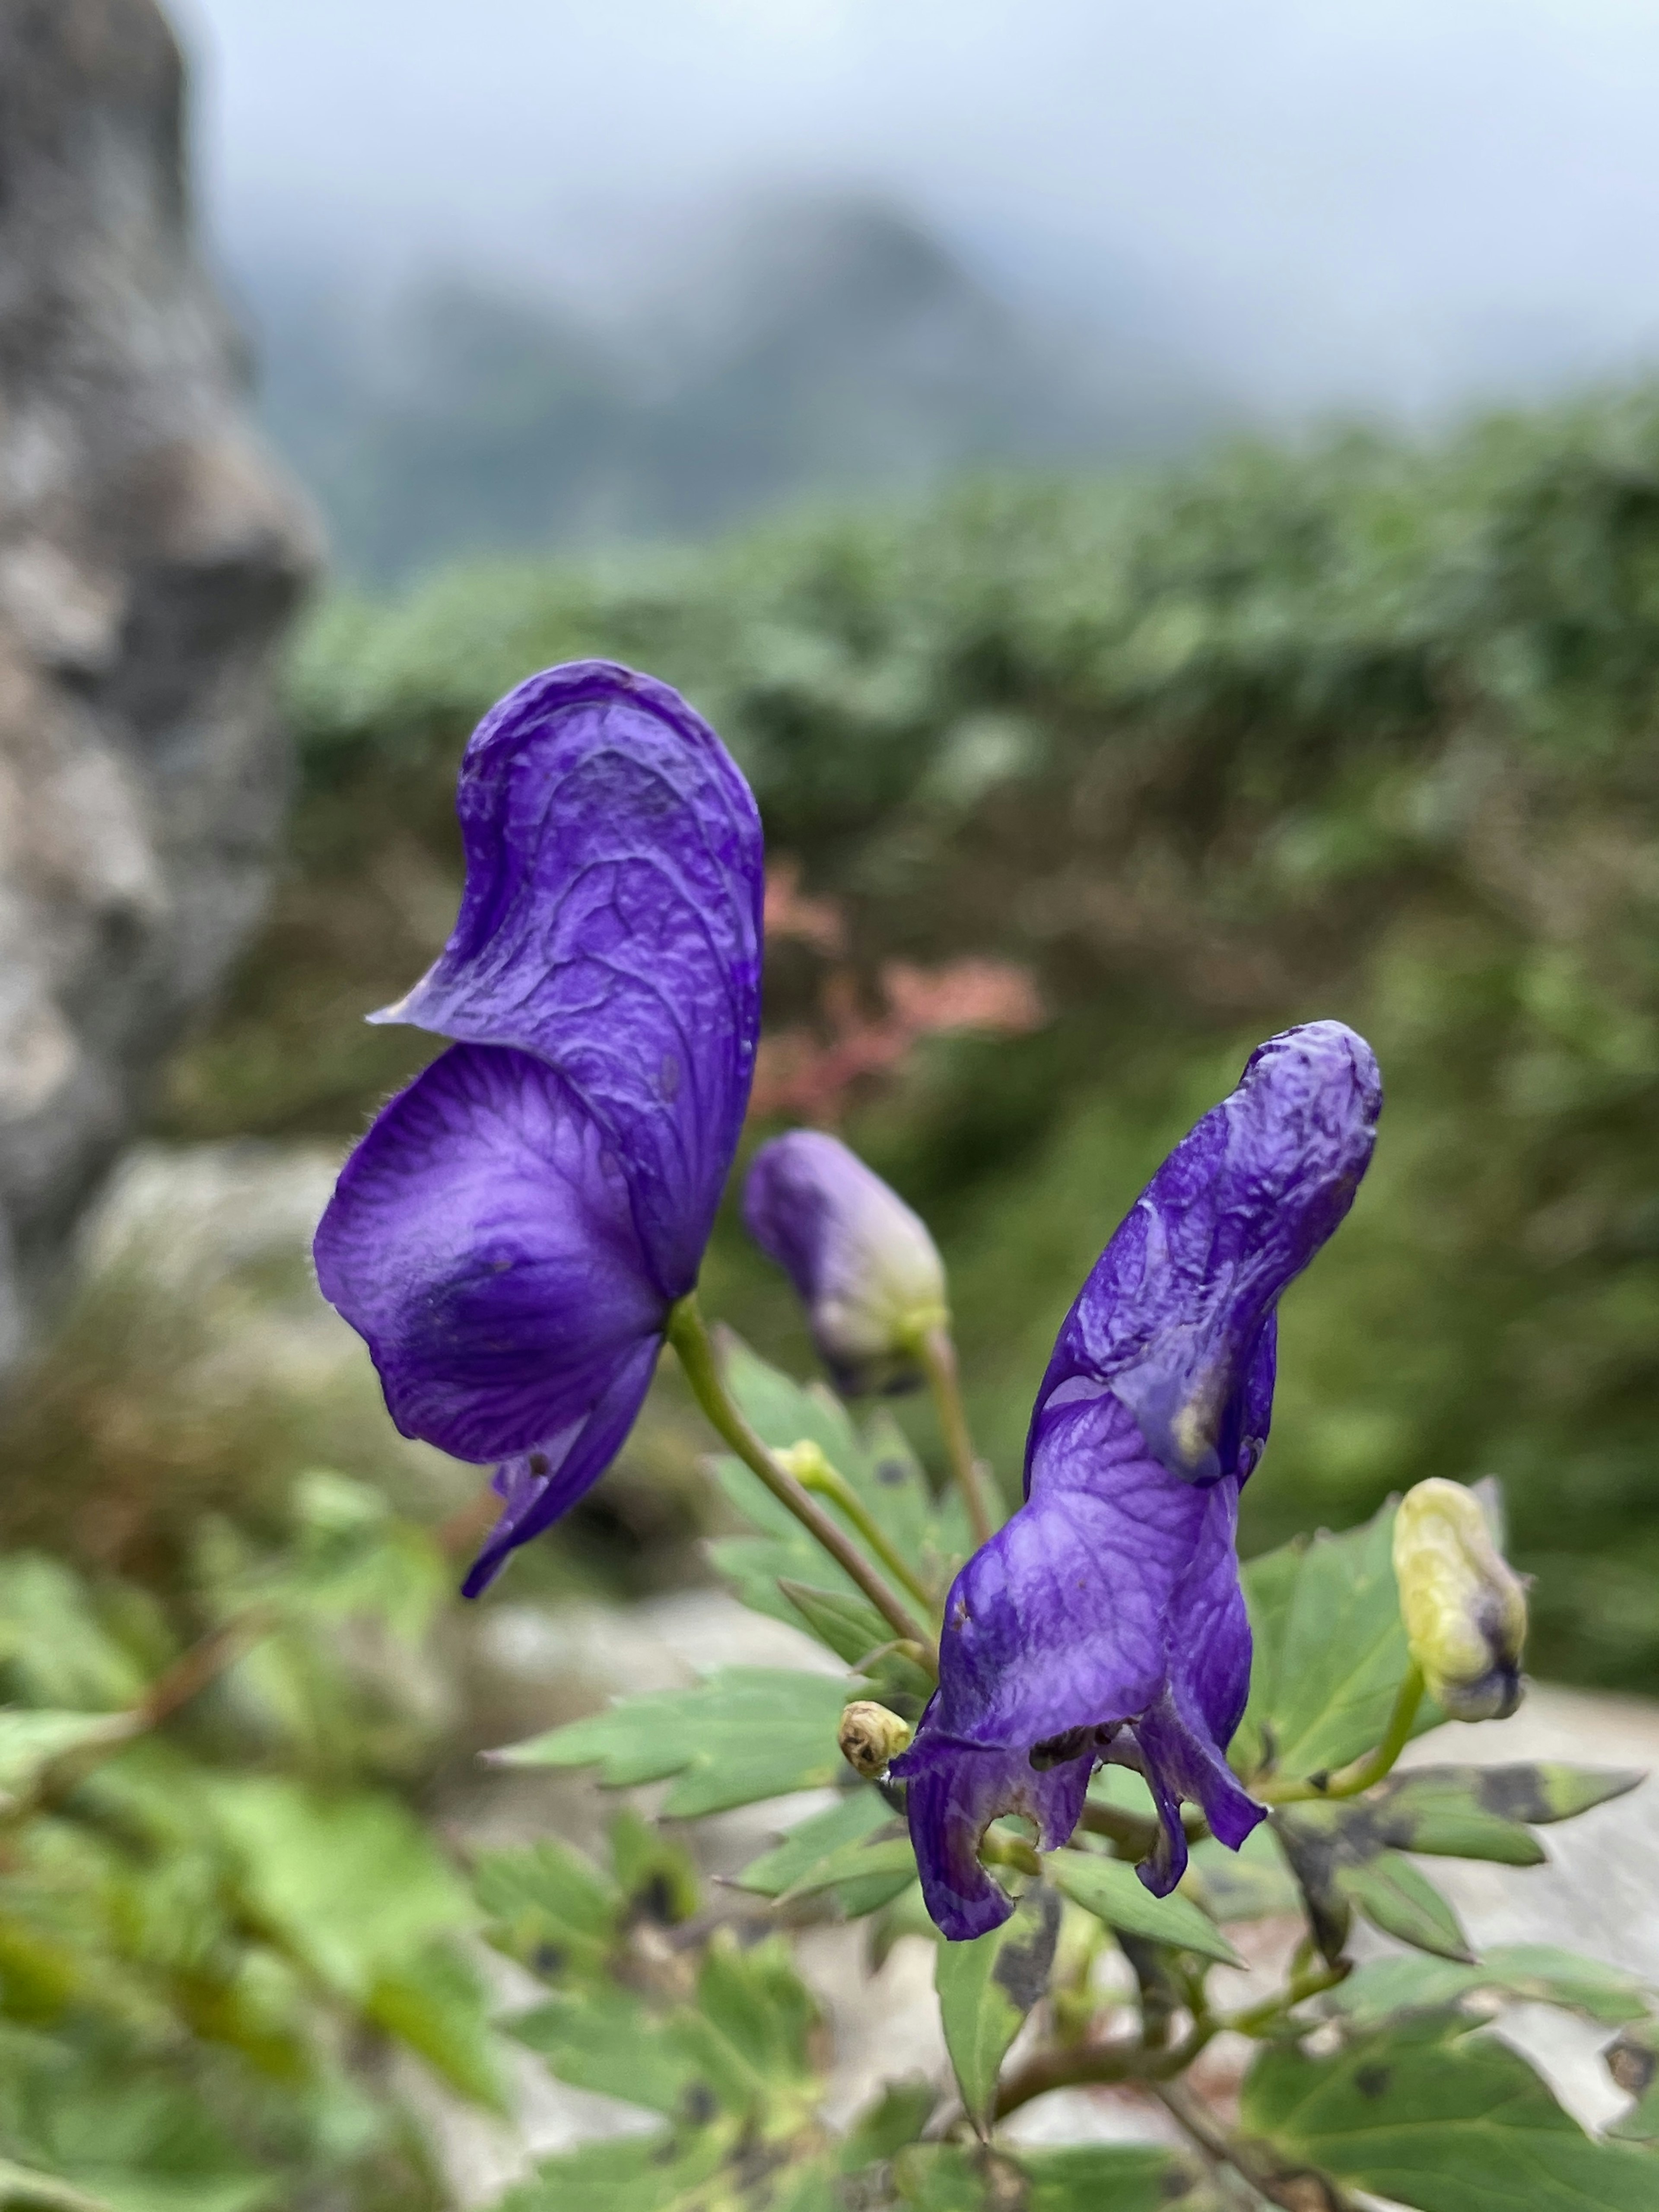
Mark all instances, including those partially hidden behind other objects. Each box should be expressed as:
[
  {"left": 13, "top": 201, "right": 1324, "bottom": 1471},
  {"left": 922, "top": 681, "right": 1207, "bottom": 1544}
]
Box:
[{"left": 160, "top": 392, "right": 1659, "bottom": 1692}]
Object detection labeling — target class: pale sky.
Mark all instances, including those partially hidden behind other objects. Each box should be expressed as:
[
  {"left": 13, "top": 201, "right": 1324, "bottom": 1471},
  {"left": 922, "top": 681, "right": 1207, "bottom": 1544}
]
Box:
[{"left": 174, "top": 0, "right": 1659, "bottom": 419}]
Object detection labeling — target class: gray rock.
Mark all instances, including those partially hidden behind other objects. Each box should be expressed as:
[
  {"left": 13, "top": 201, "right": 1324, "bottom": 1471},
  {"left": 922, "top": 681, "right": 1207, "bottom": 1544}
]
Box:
[{"left": 0, "top": 0, "right": 318, "bottom": 1383}]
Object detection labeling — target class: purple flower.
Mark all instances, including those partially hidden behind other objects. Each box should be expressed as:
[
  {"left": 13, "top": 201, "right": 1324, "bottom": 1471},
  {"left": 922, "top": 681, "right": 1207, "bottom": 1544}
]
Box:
[
  {"left": 743, "top": 1131, "right": 947, "bottom": 1394},
  {"left": 891, "top": 1021, "right": 1382, "bottom": 1940},
  {"left": 313, "top": 662, "right": 763, "bottom": 1595}
]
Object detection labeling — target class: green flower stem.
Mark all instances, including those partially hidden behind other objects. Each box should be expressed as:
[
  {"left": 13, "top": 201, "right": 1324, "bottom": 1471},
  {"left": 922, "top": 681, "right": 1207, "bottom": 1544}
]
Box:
[
  {"left": 1254, "top": 1662, "right": 1426, "bottom": 1805},
  {"left": 666, "top": 1294, "right": 938, "bottom": 1670},
  {"left": 779, "top": 1443, "right": 934, "bottom": 1611},
  {"left": 917, "top": 1323, "right": 997, "bottom": 1549},
  {"left": 1220, "top": 1957, "right": 1351, "bottom": 2040}
]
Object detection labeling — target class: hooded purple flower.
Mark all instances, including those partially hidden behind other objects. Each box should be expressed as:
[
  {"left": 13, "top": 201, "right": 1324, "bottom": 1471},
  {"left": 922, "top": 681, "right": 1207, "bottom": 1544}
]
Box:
[
  {"left": 743, "top": 1131, "right": 947, "bottom": 1394},
  {"left": 313, "top": 661, "right": 763, "bottom": 1595},
  {"left": 891, "top": 1020, "right": 1382, "bottom": 1940}
]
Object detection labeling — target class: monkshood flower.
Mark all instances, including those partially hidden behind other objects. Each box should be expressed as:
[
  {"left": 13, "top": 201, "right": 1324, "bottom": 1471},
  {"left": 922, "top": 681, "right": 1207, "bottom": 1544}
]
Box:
[
  {"left": 743, "top": 1131, "right": 947, "bottom": 1394},
  {"left": 313, "top": 661, "right": 763, "bottom": 1596},
  {"left": 1393, "top": 1478, "right": 1526, "bottom": 1722},
  {"left": 892, "top": 1020, "right": 1382, "bottom": 1940}
]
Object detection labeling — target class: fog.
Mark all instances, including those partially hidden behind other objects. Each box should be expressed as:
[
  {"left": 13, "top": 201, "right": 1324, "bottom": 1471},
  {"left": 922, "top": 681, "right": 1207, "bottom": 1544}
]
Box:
[{"left": 178, "top": 0, "right": 1659, "bottom": 420}]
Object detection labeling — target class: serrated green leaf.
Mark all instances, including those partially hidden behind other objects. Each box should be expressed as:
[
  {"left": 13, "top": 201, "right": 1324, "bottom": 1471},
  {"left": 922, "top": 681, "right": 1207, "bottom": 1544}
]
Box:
[
  {"left": 1328, "top": 1945, "right": 1653, "bottom": 2030},
  {"left": 934, "top": 1884, "right": 1060, "bottom": 2134},
  {"left": 508, "top": 1986, "right": 699, "bottom": 2117},
  {"left": 1340, "top": 1850, "right": 1473, "bottom": 1961},
  {"left": 208, "top": 1777, "right": 477, "bottom": 1996},
  {"left": 608, "top": 1810, "right": 701, "bottom": 1926},
  {"left": 474, "top": 1837, "right": 619, "bottom": 1982},
  {"left": 713, "top": 1341, "right": 963, "bottom": 1603},
  {"left": 490, "top": 1667, "right": 857, "bottom": 1817},
  {"left": 364, "top": 1939, "right": 503, "bottom": 2107},
  {"left": 499, "top": 2125, "right": 727, "bottom": 2212},
  {"left": 839, "top": 2079, "right": 939, "bottom": 2171},
  {"left": 776, "top": 1581, "right": 891, "bottom": 1665},
  {"left": 0, "top": 1712, "right": 140, "bottom": 1807},
  {"left": 1242, "top": 2012, "right": 1659, "bottom": 2210},
  {"left": 732, "top": 1789, "right": 891, "bottom": 1897},
  {"left": 778, "top": 1833, "right": 917, "bottom": 1906},
  {"left": 1236, "top": 1501, "right": 1435, "bottom": 1782},
  {"left": 1049, "top": 1851, "right": 1243, "bottom": 1967},
  {"left": 686, "top": 1930, "right": 819, "bottom": 2113}
]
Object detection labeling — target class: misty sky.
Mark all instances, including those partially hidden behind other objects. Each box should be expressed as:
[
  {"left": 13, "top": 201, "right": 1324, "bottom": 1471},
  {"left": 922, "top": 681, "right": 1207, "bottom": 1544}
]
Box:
[{"left": 175, "top": 0, "right": 1659, "bottom": 420}]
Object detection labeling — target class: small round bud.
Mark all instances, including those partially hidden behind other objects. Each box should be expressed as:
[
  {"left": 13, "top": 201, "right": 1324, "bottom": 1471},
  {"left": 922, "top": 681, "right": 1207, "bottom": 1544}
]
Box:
[
  {"left": 838, "top": 1700, "right": 912, "bottom": 1780},
  {"left": 743, "top": 1132, "right": 947, "bottom": 1395},
  {"left": 1393, "top": 1478, "right": 1528, "bottom": 1722}
]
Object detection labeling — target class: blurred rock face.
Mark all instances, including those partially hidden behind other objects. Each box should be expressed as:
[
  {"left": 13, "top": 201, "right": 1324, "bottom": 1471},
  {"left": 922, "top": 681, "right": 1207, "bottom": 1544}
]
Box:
[{"left": 0, "top": 0, "right": 318, "bottom": 1382}]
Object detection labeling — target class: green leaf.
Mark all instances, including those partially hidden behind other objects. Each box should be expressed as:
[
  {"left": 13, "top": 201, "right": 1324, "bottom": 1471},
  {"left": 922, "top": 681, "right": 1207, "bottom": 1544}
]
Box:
[
  {"left": 1185, "top": 1824, "right": 1301, "bottom": 1922},
  {"left": 1340, "top": 1851, "right": 1475, "bottom": 1962},
  {"left": 777, "top": 1834, "right": 917, "bottom": 1911},
  {"left": 608, "top": 1809, "right": 701, "bottom": 1926},
  {"left": 489, "top": 1668, "right": 857, "bottom": 1817},
  {"left": 208, "top": 1777, "right": 477, "bottom": 1996},
  {"left": 775, "top": 1580, "right": 891, "bottom": 1666},
  {"left": 839, "top": 2079, "right": 939, "bottom": 2170},
  {"left": 1236, "top": 1501, "right": 1433, "bottom": 1782},
  {"left": 0, "top": 2163, "right": 114, "bottom": 2212},
  {"left": 509, "top": 1986, "right": 699, "bottom": 2117},
  {"left": 1272, "top": 1798, "right": 1475, "bottom": 1962},
  {"left": 498, "top": 2126, "right": 726, "bottom": 2212},
  {"left": 934, "top": 1884, "right": 1060, "bottom": 2134},
  {"left": 474, "top": 1836, "right": 618, "bottom": 1982},
  {"left": 1242, "top": 2012, "right": 1659, "bottom": 2210},
  {"left": 1358, "top": 1763, "right": 1643, "bottom": 1865},
  {"left": 0, "top": 1712, "right": 139, "bottom": 1808},
  {"left": 779, "top": 1583, "right": 898, "bottom": 1663},
  {"left": 1017, "top": 2143, "right": 1219, "bottom": 2210},
  {"left": 1328, "top": 1946, "right": 1653, "bottom": 2030},
  {"left": 893, "top": 2142, "right": 1216, "bottom": 2212},
  {"left": 364, "top": 1939, "right": 503, "bottom": 2107},
  {"left": 683, "top": 1930, "right": 819, "bottom": 2117},
  {"left": 712, "top": 1341, "right": 965, "bottom": 1609},
  {"left": 731, "top": 1789, "right": 892, "bottom": 1896},
  {"left": 1049, "top": 1851, "right": 1244, "bottom": 1967}
]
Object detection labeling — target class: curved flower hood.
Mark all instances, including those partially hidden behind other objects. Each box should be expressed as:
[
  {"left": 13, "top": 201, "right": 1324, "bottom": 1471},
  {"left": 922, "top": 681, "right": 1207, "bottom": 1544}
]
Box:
[
  {"left": 314, "top": 661, "right": 763, "bottom": 1594},
  {"left": 892, "top": 1020, "right": 1382, "bottom": 1939}
]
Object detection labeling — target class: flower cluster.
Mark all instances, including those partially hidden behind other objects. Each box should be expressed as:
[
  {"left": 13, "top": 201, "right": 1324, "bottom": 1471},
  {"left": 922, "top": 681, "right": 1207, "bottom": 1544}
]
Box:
[{"left": 316, "top": 658, "right": 1382, "bottom": 1937}]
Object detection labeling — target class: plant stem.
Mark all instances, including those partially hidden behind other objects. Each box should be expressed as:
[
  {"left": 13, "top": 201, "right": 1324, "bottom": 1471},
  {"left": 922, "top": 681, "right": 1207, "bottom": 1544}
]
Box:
[
  {"left": 1255, "top": 1665, "right": 1425, "bottom": 1805},
  {"left": 1151, "top": 2082, "right": 1357, "bottom": 2211},
  {"left": 667, "top": 1294, "right": 938, "bottom": 1669},
  {"left": 917, "top": 1324, "right": 997, "bottom": 1548},
  {"left": 783, "top": 1446, "right": 934, "bottom": 1611}
]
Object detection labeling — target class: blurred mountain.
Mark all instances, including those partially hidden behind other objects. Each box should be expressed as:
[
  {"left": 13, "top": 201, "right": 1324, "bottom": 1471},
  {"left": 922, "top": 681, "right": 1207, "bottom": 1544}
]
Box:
[{"left": 233, "top": 196, "right": 1224, "bottom": 580}]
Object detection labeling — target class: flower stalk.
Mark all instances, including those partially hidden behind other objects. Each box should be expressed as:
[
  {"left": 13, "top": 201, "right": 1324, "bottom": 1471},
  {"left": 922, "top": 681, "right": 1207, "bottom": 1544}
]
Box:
[
  {"left": 667, "top": 1294, "right": 938, "bottom": 1669},
  {"left": 915, "top": 1322, "right": 997, "bottom": 1548}
]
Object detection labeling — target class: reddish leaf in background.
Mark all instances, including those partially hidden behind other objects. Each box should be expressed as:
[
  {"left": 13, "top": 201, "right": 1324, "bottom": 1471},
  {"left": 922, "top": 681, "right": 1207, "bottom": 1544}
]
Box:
[{"left": 751, "top": 862, "right": 1043, "bottom": 1126}]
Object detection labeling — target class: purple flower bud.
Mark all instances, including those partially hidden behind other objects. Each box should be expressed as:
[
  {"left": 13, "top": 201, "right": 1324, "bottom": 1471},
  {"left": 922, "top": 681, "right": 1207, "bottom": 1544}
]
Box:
[{"left": 743, "top": 1131, "right": 947, "bottom": 1395}]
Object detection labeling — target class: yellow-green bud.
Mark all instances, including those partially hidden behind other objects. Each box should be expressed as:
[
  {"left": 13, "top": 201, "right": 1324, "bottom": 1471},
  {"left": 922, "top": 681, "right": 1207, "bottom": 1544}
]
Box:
[
  {"left": 838, "top": 1700, "right": 912, "bottom": 1780},
  {"left": 1393, "top": 1478, "right": 1527, "bottom": 1722}
]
